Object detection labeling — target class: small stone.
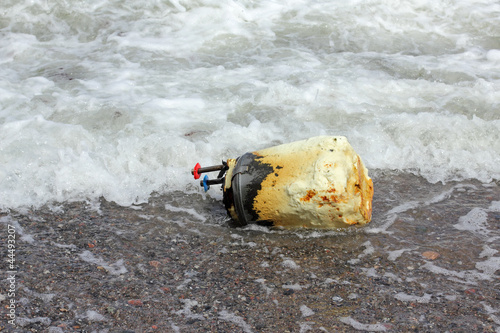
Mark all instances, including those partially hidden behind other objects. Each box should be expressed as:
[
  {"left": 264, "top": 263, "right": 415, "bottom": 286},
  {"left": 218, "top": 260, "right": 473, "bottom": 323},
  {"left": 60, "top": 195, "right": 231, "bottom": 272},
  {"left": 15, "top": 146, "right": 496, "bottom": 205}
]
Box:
[
  {"left": 332, "top": 296, "right": 344, "bottom": 303},
  {"left": 422, "top": 251, "right": 440, "bottom": 260},
  {"left": 464, "top": 288, "right": 476, "bottom": 295},
  {"left": 415, "top": 226, "right": 428, "bottom": 234},
  {"left": 149, "top": 260, "right": 161, "bottom": 268},
  {"left": 127, "top": 299, "right": 143, "bottom": 306},
  {"left": 347, "top": 293, "right": 358, "bottom": 300}
]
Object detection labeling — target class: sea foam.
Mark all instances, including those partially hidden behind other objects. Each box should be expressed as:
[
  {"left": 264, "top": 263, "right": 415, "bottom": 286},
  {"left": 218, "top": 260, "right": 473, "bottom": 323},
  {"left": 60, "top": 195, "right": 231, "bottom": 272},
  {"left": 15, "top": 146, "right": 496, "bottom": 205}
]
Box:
[{"left": 1, "top": 0, "right": 499, "bottom": 210}]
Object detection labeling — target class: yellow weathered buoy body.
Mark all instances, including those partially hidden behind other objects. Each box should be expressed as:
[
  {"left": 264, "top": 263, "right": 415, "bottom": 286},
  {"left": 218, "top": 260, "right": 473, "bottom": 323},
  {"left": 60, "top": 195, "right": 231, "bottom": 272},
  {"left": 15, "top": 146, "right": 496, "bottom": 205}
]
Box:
[{"left": 222, "top": 136, "right": 373, "bottom": 228}]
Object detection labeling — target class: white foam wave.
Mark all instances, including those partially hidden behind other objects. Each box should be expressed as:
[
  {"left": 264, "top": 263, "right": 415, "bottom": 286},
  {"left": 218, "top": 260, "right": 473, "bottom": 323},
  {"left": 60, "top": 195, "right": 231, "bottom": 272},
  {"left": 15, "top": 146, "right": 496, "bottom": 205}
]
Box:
[
  {"left": 282, "top": 283, "right": 309, "bottom": 291},
  {"left": 339, "top": 316, "right": 387, "bottom": 332},
  {"left": 387, "top": 248, "right": 412, "bottom": 261},
  {"left": 454, "top": 201, "right": 500, "bottom": 239},
  {"left": 81, "top": 310, "right": 107, "bottom": 322},
  {"left": 422, "top": 262, "right": 493, "bottom": 284},
  {"left": 16, "top": 317, "right": 52, "bottom": 328},
  {"left": 394, "top": 292, "right": 432, "bottom": 304},
  {"left": 218, "top": 310, "right": 253, "bottom": 333},
  {"left": 165, "top": 203, "right": 207, "bottom": 222},
  {"left": 78, "top": 250, "right": 128, "bottom": 275},
  {"left": 1, "top": 0, "right": 499, "bottom": 209},
  {"left": 0, "top": 216, "right": 35, "bottom": 244},
  {"left": 173, "top": 299, "right": 205, "bottom": 321},
  {"left": 454, "top": 207, "right": 489, "bottom": 236},
  {"left": 475, "top": 256, "right": 500, "bottom": 276}
]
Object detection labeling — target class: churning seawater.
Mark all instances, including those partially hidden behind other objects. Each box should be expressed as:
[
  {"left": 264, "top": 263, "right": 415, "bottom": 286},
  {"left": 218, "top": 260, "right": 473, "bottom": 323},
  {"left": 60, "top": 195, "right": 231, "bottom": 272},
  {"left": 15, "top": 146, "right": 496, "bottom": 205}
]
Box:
[{"left": 1, "top": 0, "right": 499, "bottom": 209}]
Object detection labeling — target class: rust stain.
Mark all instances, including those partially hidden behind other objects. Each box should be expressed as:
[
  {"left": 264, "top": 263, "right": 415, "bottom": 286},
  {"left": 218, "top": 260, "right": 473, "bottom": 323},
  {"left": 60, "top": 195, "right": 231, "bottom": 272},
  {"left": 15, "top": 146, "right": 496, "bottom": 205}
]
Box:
[
  {"left": 300, "top": 190, "right": 317, "bottom": 202},
  {"left": 344, "top": 218, "right": 356, "bottom": 225},
  {"left": 250, "top": 136, "right": 374, "bottom": 228}
]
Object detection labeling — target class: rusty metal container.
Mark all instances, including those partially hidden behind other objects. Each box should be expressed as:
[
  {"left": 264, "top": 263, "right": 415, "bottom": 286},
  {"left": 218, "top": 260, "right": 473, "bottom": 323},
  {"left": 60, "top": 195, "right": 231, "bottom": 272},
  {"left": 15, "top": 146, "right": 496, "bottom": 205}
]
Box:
[{"left": 193, "top": 136, "right": 373, "bottom": 228}]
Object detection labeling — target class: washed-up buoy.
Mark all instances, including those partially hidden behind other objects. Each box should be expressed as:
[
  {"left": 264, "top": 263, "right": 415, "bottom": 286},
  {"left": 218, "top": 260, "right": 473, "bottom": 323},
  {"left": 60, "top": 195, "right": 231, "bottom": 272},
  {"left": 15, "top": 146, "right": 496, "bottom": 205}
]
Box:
[{"left": 192, "top": 136, "right": 373, "bottom": 228}]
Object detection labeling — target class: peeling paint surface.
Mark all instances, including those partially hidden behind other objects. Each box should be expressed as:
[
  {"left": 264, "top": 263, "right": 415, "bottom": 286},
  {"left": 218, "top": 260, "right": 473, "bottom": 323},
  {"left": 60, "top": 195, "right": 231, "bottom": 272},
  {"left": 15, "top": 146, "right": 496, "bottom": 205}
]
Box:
[{"left": 249, "top": 136, "right": 373, "bottom": 228}]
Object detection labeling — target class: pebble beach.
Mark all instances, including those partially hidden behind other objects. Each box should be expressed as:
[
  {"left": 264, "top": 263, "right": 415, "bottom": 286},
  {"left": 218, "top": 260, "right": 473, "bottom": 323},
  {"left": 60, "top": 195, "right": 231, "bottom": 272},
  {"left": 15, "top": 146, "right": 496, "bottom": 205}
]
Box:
[{"left": 2, "top": 172, "right": 499, "bottom": 332}]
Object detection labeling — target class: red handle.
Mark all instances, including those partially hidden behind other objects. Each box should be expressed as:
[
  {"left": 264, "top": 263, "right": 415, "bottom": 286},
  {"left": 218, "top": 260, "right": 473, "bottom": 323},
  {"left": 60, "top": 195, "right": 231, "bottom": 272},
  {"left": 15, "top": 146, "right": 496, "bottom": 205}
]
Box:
[{"left": 192, "top": 163, "right": 201, "bottom": 179}]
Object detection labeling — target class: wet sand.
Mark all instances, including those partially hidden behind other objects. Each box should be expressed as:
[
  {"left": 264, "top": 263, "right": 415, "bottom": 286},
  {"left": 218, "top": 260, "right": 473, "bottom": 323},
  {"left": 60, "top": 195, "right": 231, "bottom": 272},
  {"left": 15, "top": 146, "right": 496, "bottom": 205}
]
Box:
[{"left": 1, "top": 172, "right": 499, "bottom": 332}]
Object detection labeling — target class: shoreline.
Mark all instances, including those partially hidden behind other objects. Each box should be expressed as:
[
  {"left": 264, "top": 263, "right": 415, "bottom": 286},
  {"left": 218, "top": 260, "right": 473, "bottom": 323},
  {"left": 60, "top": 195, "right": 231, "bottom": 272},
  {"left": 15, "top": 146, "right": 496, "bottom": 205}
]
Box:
[{"left": 1, "top": 173, "right": 499, "bottom": 332}]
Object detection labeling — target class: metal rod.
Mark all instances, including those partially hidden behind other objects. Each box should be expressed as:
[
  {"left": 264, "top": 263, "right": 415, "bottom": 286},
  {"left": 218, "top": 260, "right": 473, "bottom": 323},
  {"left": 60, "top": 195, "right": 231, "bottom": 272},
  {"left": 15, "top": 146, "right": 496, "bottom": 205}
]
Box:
[
  {"left": 200, "top": 177, "right": 225, "bottom": 187},
  {"left": 192, "top": 164, "right": 225, "bottom": 175}
]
